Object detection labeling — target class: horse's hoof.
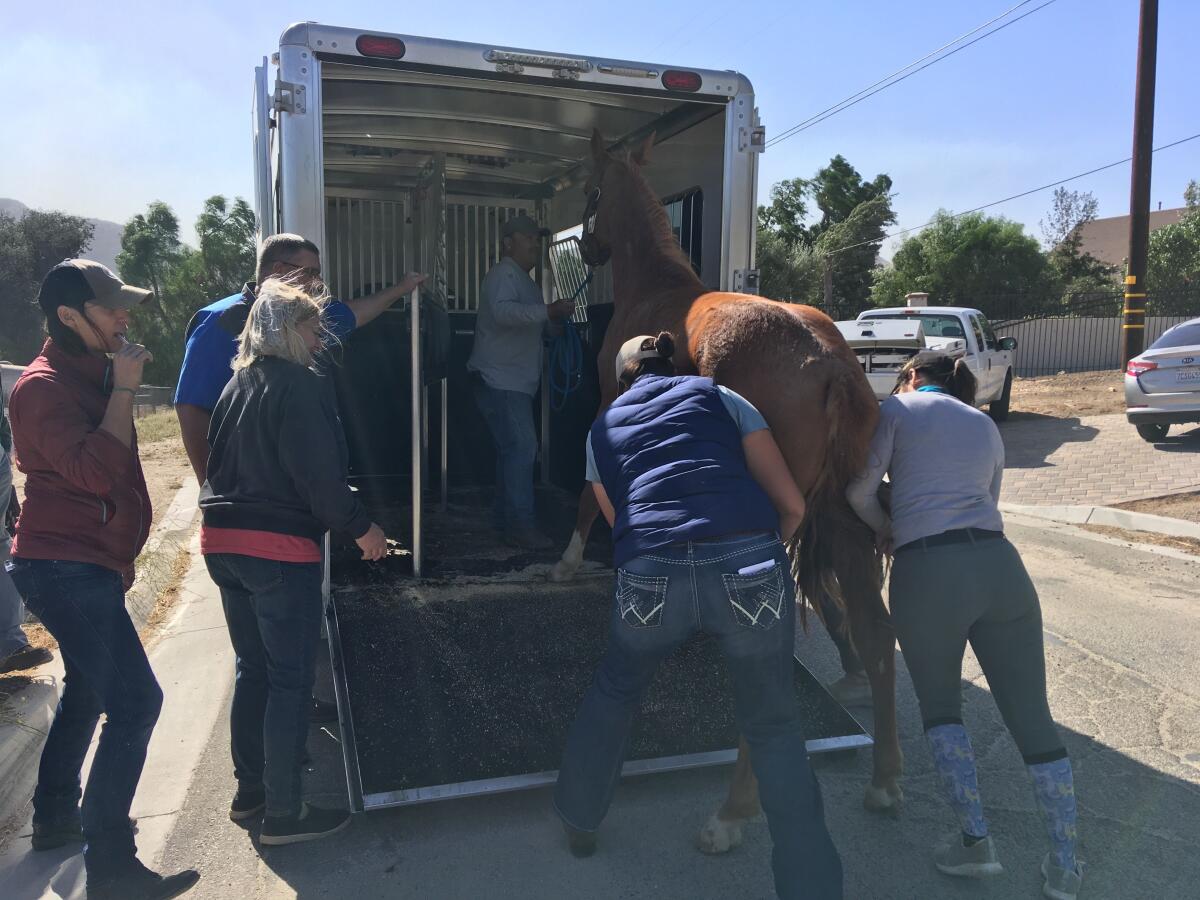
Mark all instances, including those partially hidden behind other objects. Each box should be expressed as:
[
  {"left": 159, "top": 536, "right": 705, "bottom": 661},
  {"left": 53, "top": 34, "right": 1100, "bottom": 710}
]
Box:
[
  {"left": 549, "top": 560, "right": 578, "bottom": 583},
  {"left": 696, "top": 813, "right": 743, "bottom": 855},
  {"left": 863, "top": 782, "right": 903, "bottom": 813}
]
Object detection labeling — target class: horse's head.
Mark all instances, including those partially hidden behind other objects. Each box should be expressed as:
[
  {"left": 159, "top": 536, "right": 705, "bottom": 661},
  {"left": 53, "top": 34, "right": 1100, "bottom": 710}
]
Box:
[{"left": 579, "top": 129, "right": 655, "bottom": 267}]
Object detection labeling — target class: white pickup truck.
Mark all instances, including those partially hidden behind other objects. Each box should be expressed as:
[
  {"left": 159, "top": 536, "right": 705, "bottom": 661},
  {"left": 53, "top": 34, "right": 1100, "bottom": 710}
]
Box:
[{"left": 836, "top": 305, "right": 1018, "bottom": 421}]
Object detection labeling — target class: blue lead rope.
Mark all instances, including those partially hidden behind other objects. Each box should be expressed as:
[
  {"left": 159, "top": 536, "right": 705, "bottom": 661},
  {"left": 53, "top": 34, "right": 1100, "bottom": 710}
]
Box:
[{"left": 548, "top": 271, "right": 592, "bottom": 412}]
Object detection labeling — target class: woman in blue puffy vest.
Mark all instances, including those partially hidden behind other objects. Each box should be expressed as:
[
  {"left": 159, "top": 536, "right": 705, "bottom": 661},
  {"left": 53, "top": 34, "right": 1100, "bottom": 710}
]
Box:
[{"left": 553, "top": 332, "right": 843, "bottom": 900}]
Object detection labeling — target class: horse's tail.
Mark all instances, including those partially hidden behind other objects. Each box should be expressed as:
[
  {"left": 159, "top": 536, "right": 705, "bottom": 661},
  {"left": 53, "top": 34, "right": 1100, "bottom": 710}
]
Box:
[{"left": 787, "top": 362, "right": 881, "bottom": 631}]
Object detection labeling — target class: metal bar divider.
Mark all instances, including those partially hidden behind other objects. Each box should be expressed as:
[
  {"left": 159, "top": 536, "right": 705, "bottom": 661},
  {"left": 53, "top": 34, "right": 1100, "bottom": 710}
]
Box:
[
  {"left": 440, "top": 378, "right": 449, "bottom": 512},
  {"left": 411, "top": 285, "right": 423, "bottom": 578}
]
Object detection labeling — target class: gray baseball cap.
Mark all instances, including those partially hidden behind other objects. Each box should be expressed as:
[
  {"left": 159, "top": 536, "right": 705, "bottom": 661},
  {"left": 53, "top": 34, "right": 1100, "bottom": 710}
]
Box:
[
  {"left": 501, "top": 214, "right": 549, "bottom": 239},
  {"left": 39, "top": 259, "right": 152, "bottom": 310}
]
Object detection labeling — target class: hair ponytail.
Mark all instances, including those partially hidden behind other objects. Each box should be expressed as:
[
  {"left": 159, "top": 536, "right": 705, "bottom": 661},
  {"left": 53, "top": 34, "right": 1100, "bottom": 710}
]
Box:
[
  {"left": 895, "top": 352, "right": 977, "bottom": 406},
  {"left": 619, "top": 330, "right": 678, "bottom": 388},
  {"left": 948, "top": 358, "right": 977, "bottom": 406}
]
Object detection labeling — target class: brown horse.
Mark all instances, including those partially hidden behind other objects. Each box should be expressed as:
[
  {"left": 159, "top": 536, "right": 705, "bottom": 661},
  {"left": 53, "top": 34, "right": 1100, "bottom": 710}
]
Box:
[{"left": 553, "top": 131, "right": 904, "bottom": 850}]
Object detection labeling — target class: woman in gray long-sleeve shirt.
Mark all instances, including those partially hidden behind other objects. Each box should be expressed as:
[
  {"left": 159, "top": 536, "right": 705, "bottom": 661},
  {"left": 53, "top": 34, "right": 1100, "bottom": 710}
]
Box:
[{"left": 847, "top": 353, "right": 1083, "bottom": 900}]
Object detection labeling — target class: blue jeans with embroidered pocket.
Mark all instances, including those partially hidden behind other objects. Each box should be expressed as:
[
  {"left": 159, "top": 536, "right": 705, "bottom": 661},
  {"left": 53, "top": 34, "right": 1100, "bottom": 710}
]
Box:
[
  {"left": 555, "top": 532, "right": 843, "bottom": 900},
  {"left": 615, "top": 570, "right": 667, "bottom": 628}
]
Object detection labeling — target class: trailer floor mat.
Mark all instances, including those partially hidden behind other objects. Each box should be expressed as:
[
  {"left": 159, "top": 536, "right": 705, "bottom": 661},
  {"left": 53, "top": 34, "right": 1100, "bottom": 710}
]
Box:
[
  {"left": 331, "top": 487, "right": 611, "bottom": 580},
  {"left": 334, "top": 578, "right": 868, "bottom": 799}
]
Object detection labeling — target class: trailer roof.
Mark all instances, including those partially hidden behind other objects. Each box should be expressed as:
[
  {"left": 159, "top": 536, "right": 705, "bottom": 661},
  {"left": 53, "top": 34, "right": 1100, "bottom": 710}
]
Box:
[{"left": 280, "top": 23, "right": 749, "bottom": 199}]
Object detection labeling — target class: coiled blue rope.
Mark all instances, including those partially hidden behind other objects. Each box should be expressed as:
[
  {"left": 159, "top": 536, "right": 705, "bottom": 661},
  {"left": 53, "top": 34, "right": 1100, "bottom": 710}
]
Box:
[{"left": 548, "top": 272, "right": 592, "bottom": 413}]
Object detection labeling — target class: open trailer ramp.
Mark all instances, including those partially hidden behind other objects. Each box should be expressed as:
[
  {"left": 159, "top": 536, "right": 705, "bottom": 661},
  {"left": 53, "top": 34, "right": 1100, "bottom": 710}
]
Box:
[{"left": 323, "top": 488, "right": 871, "bottom": 813}]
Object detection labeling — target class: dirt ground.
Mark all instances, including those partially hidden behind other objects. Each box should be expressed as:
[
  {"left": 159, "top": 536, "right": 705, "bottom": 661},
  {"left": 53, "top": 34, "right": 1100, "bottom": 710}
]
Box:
[
  {"left": 6, "top": 410, "right": 193, "bottom": 661},
  {"left": 1114, "top": 489, "right": 1200, "bottom": 523},
  {"left": 1010, "top": 370, "right": 1125, "bottom": 418}
]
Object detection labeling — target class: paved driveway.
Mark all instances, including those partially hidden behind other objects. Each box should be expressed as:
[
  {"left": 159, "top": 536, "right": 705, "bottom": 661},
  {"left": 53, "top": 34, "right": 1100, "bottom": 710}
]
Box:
[{"left": 1000, "top": 413, "right": 1200, "bottom": 506}]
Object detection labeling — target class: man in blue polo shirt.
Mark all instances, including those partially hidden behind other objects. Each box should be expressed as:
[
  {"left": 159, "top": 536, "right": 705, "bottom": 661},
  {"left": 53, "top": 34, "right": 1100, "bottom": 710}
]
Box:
[
  {"left": 176, "top": 233, "right": 423, "bottom": 726},
  {"left": 175, "top": 233, "right": 424, "bottom": 483}
]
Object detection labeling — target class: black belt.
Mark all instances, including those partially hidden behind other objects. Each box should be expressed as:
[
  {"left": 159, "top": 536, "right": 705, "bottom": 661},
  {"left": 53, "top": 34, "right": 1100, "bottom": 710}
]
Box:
[{"left": 894, "top": 528, "right": 1003, "bottom": 554}]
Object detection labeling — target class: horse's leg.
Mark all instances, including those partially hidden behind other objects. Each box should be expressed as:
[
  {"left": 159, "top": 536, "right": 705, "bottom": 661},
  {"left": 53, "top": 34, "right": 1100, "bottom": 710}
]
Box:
[
  {"left": 550, "top": 483, "right": 600, "bottom": 582},
  {"left": 835, "top": 523, "right": 904, "bottom": 812},
  {"left": 697, "top": 737, "right": 759, "bottom": 854}
]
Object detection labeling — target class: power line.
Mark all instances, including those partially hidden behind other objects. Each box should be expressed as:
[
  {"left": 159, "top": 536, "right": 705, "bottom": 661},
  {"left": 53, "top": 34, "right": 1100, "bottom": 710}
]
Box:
[
  {"left": 767, "top": 0, "right": 1059, "bottom": 148},
  {"left": 826, "top": 131, "right": 1200, "bottom": 257}
]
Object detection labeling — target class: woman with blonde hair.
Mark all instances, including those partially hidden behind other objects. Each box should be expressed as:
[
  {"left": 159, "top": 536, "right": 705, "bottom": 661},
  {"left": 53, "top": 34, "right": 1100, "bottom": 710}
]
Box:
[{"left": 200, "top": 278, "right": 387, "bottom": 845}]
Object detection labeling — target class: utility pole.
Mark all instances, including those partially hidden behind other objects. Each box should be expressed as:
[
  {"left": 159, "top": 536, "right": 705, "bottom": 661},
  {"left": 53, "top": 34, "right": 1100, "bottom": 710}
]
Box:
[{"left": 1121, "top": 0, "right": 1159, "bottom": 366}]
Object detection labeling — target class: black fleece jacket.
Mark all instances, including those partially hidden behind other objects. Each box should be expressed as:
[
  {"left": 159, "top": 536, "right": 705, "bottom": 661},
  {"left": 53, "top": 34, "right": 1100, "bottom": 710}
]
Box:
[{"left": 200, "top": 356, "right": 371, "bottom": 541}]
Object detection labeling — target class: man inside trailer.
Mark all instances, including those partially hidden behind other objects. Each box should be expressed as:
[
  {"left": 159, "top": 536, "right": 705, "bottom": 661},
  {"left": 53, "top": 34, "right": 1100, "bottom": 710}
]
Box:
[{"left": 468, "top": 215, "right": 575, "bottom": 550}]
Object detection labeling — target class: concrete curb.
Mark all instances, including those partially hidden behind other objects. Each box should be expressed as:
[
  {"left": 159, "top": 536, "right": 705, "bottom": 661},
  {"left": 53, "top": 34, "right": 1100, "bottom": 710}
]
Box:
[
  {"left": 0, "top": 659, "right": 63, "bottom": 842},
  {"left": 0, "top": 478, "right": 200, "bottom": 841},
  {"left": 125, "top": 480, "right": 201, "bottom": 632},
  {"left": 1001, "top": 501, "right": 1200, "bottom": 539}
]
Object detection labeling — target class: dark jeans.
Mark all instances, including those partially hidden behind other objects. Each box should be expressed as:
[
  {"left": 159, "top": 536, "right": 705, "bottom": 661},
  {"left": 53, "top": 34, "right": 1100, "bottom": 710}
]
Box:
[
  {"left": 471, "top": 379, "right": 538, "bottom": 530},
  {"left": 7, "top": 558, "right": 162, "bottom": 879},
  {"left": 890, "top": 536, "right": 1064, "bottom": 760},
  {"left": 205, "top": 553, "right": 323, "bottom": 818},
  {"left": 554, "top": 533, "right": 843, "bottom": 900}
]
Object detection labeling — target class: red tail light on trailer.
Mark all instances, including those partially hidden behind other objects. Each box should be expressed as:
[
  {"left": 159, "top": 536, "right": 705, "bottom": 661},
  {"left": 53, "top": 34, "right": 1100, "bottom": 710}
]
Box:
[
  {"left": 1127, "top": 359, "right": 1158, "bottom": 377},
  {"left": 661, "top": 70, "right": 702, "bottom": 92},
  {"left": 356, "top": 36, "right": 406, "bottom": 59}
]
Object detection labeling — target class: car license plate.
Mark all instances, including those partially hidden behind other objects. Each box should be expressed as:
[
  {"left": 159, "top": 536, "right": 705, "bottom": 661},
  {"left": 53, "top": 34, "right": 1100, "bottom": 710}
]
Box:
[{"left": 1176, "top": 367, "right": 1200, "bottom": 383}]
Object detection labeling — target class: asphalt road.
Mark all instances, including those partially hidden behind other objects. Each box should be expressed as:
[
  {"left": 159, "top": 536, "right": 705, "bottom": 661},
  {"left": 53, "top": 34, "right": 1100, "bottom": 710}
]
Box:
[{"left": 4, "top": 516, "right": 1199, "bottom": 899}]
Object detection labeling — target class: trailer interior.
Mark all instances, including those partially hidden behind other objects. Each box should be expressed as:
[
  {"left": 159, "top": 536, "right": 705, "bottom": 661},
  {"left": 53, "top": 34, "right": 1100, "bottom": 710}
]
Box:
[{"left": 282, "top": 36, "right": 871, "bottom": 811}]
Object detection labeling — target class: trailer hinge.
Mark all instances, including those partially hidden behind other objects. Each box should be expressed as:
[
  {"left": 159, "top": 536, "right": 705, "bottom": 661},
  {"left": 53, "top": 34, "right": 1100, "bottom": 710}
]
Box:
[
  {"left": 739, "top": 125, "right": 767, "bottom": 153},
  {"left": 273, "top": 79, "right": 307, "bottom": 115},
  {"left": 733, "top": 268, "right": 761, "bottom": 295}
]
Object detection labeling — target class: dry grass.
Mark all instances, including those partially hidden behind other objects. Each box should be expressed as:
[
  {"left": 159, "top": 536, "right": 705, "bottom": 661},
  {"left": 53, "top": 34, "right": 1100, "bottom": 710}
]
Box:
[
  {"left": 1081, "top": 523, "right": 1200, "bottom": 556},
  {"left": 1113, "top": 490, "right": 1200, "bottom": 524},
  {"left": 1010, "top": 371, "right": 1125, "bottom": 419}
]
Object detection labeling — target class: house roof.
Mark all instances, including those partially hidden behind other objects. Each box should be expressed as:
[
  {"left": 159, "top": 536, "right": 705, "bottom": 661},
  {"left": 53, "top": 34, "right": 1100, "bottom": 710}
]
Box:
[{"left": 1070, "top": 208, "right": 1186, "bottom": 266}]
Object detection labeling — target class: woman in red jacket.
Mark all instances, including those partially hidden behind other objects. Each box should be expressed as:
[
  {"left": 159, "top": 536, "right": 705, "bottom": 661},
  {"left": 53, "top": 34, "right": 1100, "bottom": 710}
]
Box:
[{"left": 6, "top": 260, "right": 198, "bottom": 900}]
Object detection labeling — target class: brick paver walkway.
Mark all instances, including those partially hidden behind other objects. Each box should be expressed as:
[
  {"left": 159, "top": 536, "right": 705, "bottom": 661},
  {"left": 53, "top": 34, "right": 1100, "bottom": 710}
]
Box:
[{"left": 999, "top": 413, "right": 1200, "bottom": 506}]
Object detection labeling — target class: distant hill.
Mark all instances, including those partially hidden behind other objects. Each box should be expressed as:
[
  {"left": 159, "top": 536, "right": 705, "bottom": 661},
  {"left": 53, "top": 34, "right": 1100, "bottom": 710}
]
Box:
[{"left": 0, "top": 198, "right": 123, "bottom": 272}]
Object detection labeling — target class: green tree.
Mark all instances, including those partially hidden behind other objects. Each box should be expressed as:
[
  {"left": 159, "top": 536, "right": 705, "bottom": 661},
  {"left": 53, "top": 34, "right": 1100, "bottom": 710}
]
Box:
[
  {"left": 757, "top": 227, "right": 822, "bottom": 302},
  {"left": 756, "top": 156, "right": 895, "bottom": 313},
  {"left": 0, "top": 210, "right": 94, "bottom": 363},
  {"left": 870, "top": 210, "right": 1048, "bottom": 309},
  {"left": 1146, "top": 180, "right": 1200, "bottom": 294},
  {"left": 116, "top": 201, "right": 184, "bottom": 305},
  {"left": 196, "top": 196, "right": 256, "bottom": 296},
  {"left": 119, "top": 197, "right": 256, "bottom": 385},
  {"left": 1040, "top": 188, "right": 1116, "bottom": 294}
]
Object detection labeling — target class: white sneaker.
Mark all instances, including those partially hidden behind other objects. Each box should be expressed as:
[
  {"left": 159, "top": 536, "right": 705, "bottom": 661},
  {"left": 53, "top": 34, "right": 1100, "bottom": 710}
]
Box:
[
  {"left": 827, "top": 671, "right": 872, "bottom": 706},
  {"left": 1041, "top": 853, "right": 1083, "bottom": 900},
  {"left": 933, "top": 832, "right": 1003, "bottom": 877}
]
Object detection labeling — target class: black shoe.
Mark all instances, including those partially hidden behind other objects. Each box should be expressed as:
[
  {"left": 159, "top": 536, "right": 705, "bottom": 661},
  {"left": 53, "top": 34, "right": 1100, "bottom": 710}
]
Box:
[
  {"left": 563, "top": 822, "right": 597, "bottom": 858},
  {"left": 87, "top": 860, "right": 199, "bottom": 900},
  {"left": 229, "top": 788, "right": 267, "bottom": 822},
  {"left": 33, "top": 816, "right": 137, "bottom": 851},
  {"left": 308, "top": 697, "right": 339, "bottom": 724},
  {"left": 0, "top": 644, "right": 54, "bottom": 674},
  {"left": 259, "top": 802, "right": 351, "bottom": 846}
]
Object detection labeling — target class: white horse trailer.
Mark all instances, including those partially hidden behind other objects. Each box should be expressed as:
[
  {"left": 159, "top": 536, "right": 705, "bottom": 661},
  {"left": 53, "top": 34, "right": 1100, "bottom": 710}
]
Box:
[{"left": 252, "top": 22, "right": 868, "bottom": 813}]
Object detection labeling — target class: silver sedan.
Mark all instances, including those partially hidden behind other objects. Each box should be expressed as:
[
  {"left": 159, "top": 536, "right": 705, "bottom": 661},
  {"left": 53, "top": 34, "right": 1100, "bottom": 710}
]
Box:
[{"left": 1125, "top": 316, "right": 1200, "bottom": 442}]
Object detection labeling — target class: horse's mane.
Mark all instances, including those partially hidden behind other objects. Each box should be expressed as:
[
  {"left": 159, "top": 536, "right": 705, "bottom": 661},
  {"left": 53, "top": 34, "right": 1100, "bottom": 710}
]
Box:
[{"left": 611, "top": 155, "right": 706, "bottom": 291}]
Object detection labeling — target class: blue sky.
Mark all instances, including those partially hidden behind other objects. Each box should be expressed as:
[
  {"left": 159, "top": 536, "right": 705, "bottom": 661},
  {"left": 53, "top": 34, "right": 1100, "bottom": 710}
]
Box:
[{"left": 1, "top": 0, "right": 1196, "bottom": 256}]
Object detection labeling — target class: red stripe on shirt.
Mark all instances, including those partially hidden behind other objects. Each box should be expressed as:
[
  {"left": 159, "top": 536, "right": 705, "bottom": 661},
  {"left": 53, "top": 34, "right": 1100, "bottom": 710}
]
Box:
[{"left": 200, "top": 526, "right": 321, "bottom": 563}]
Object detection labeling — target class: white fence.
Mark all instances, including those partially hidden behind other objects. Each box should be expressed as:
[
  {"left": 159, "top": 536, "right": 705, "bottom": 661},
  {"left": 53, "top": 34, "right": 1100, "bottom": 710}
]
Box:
[{"left": 1002, "top": 316, "right": 1192, "bottom": 377}]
